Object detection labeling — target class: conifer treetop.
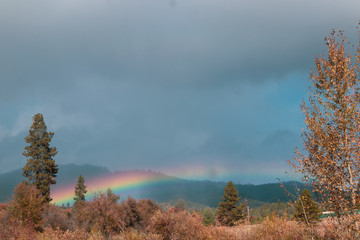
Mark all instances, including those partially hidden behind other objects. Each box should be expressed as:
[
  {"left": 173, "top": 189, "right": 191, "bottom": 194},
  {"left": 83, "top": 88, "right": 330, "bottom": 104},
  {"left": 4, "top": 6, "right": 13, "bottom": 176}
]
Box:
[
  {"left": 217, "top": 181, "right": 244, "bottom": 226},
  {"left": 74, "top": 175, "right": 87, "bottom": 203},
  {"left": 23, "top": 113, "right": 58, "bottom": 202}
]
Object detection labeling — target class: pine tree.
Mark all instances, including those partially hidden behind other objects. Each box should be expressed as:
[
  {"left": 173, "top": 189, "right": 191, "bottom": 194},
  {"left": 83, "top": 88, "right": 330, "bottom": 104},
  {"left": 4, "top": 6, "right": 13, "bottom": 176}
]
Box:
[
  {"left": 23, "top": 113, "right": 58, "bottom": 202},
  {"left": 294, "top": 189, "right": 322, "bottom": 223},
  {"left": 217, "top": 181, "right": 244, "bottom": 226},
  {"left": 74, "top": 175, "right": 87, "bottom": 203}
]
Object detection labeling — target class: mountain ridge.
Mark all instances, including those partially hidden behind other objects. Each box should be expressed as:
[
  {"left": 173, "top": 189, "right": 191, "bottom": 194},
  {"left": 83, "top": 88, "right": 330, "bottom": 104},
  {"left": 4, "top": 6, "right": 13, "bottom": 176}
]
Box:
[{"left": 0, "top": 164, "right": 304, "bottom": 208}]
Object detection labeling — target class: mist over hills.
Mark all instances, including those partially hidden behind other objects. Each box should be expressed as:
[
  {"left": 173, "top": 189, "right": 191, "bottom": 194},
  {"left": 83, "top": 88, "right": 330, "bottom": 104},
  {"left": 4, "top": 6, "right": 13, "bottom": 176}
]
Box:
[{"left": 0, "top": 164, "right": 304, "bottom": 208}]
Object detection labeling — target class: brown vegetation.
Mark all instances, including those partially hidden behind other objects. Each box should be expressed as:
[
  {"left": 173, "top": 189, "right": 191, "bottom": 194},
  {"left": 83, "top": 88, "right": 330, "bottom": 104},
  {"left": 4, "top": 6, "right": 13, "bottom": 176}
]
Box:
[
  {"left": 8, "top": 182, "right": 45, "bottom": 231},
  {"left": 0, "top": 179, "right": 357, "bottom": 239},
  {"left": 2, "top": 200, "right": 360, "bottom": 240},
  {"left": 73, "top": 192, "right": 125, "bottom": 237}
]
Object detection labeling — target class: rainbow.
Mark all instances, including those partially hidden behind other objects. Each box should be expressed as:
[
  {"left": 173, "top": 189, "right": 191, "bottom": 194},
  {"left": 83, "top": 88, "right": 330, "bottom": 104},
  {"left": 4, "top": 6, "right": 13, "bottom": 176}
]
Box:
[
  {"left": 51, "top": 171, "right": 172, "bottom": 205},
  {"left": 50, "top": 164, "right": 284, "bottom": 205}
]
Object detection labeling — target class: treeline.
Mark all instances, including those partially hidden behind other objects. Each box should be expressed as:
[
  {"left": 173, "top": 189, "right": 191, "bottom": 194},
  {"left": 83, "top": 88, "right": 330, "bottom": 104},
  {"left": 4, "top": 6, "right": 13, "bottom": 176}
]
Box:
[
  {"left": 0, "top": 166, "right": 305, "bottom": 206},
  {"left": 142, "top": 180, "right": 305, "bottom": 208}
]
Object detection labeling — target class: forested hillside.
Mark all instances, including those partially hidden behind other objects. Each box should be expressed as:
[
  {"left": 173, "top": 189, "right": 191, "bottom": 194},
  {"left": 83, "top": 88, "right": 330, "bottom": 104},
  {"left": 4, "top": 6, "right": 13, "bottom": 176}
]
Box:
[{"left": 0, "top": 164, "right": 303, "bottom": 207}]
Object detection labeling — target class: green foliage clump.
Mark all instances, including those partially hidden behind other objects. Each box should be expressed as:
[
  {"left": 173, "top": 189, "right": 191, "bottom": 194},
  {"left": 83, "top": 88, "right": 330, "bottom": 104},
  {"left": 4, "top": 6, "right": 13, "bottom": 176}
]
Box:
[
  {"left": 217, "top": 181, "right": 244, "bottom": 226},
  {"left": 293, "top": 189, "right": 321, "bottom": 223},
  {"left": 23, "top": 113, "right": 58, "bottom": 202},
  {"left": 74, "top": 175, "right": 87, "bottom": 204},
  {"left": 174, "top": 199, "right": 187, "bottom": 211},
  {"left": 201, "top": 207, "right": 216, "bottom": 226},
  {"left": 250, "top": 200, "right": 295, "bottom": 222}
]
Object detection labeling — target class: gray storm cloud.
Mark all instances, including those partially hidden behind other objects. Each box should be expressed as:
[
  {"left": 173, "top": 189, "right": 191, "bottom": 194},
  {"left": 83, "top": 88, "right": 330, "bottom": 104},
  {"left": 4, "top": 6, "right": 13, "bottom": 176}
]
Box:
[{"left": 0, "top": 0, "right": 359, "bottom": 182}]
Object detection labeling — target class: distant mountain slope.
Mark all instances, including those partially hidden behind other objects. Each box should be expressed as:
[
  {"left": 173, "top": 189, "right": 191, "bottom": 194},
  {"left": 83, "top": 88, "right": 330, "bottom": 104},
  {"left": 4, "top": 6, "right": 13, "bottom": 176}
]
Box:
[
  {"left": 0, "top": 168, "right": 24, "bottom": 202},
  {"left": 0, "top": 164, "right": 110, "bottom": 202},
  {"left": 0, "top": 164, "right": 304, "bottom": 208},
  {"left": 139, "top": 179, "right": 303, "bottom": 208},
  {"left": 56, "top": 163, "right": 111, "bottom": 186}
]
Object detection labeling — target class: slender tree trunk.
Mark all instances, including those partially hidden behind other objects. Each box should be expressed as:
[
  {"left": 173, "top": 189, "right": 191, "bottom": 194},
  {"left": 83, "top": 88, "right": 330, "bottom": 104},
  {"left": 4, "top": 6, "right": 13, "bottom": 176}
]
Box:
[{"left": 345, "top": 126, "right": 359, "bottom": 235}]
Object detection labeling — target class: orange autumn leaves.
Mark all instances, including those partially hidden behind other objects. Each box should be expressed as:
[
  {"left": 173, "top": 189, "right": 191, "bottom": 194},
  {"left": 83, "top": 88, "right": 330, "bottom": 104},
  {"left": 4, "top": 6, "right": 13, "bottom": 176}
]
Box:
[{"left": 291, "top": 29, "right": 360, "bottom": 216}]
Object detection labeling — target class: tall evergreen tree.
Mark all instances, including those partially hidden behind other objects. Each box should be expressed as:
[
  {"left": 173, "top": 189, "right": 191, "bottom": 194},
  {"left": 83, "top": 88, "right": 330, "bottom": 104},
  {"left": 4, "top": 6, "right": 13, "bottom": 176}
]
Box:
[
  {"left": 217, "top": 181, "right": 244, "bottom": 226},
  {"left": 294, "top": 189, "right": 322, "bottom": 223},
  {"left": 23, "top": 113, "right": 58, "bottom": 202},
  {"left": 74, "top": 175, "right": 87, "bottom": 203}
]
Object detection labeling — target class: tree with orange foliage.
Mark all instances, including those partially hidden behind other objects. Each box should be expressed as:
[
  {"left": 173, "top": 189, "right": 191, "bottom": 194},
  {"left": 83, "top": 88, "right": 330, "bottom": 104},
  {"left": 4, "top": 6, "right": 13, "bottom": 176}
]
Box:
[
  {"left": 74, "top": 191, "right": 124, "bottom": 237},
  {"left": 8, "top": 182, "right": 45, "bottom": 230},
  {"left": 291, "top": 29, "right": 360, "bottom": 220}
]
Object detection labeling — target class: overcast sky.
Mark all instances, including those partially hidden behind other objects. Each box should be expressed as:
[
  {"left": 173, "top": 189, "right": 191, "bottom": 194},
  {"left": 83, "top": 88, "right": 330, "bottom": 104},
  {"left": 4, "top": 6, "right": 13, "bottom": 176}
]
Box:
[{"left": 0, "top": 0, "right": 359, "bottom": 183}]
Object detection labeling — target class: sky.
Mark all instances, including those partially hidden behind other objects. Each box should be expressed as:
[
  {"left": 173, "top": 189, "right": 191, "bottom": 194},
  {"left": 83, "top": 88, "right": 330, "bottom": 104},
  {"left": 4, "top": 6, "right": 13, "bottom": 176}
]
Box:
[{"left": 0, "top": 0, "right": 359, "bottom": 184}]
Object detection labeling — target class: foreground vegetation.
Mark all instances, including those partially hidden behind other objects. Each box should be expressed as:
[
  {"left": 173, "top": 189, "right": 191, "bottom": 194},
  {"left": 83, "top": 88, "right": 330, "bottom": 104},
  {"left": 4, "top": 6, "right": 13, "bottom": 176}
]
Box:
[
  {"left": 0, "top": 177, "right": 351, "bottom": 239},
  {"left": 1, "top": 195, "right": 359, "bottom": 240}
]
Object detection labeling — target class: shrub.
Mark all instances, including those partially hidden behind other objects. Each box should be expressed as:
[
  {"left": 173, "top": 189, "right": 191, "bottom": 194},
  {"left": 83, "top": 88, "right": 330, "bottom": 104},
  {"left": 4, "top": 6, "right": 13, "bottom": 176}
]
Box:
[
  {"left": 37, "top": 227, "right": 101, "bottom": 240},
  {"left": 42, "top": 204, "right": 72, "bottom": 231},
  {"left": 0, "top": 203, "right": 8, "bottom": 211},
  {"left": 201, "top": 207, "right": 216, "bottom": 226},
  {"left": 0, "top": 209, "right": 37, "bottom": 240},
  {"left": 149, "top": 207, "right": 241, "bottom": 240},
  {"left": 250, "top": 201, "right": 295, "bottom": 222},
  {"left": 118, "top": 197, "right": 160, "bottom": 230},
  {"left": 122, "top": 229, "right": 163, "bottom": 240},
  {"left": 174, "top": 199, "right": 187, "bottom": 211},
  {"left": 8, "top": 182, "right": 45, "bottom": 230},
  {"left": 120, "top": 197, "right": 141, "bottom": 229},
  {"left": 314, "top": 216, "right": 360, "bottom": 240},
  {"left": 244, "top": 215, "right": 309, "bottom": 240},
  {"left": 74, "top": 192, "right": 124, "bottom": 237},
  {"left": 136, "top": 198, "right": 161, "bottom": 228},
  {"left": 148, "top": 208, "right": 205, "bottom": 240}
]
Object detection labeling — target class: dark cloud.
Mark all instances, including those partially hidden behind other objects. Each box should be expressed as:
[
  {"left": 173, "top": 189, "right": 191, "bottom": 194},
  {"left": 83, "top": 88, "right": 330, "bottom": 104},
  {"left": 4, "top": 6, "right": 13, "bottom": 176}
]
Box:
[
  {"left": 260, "top": 130, "right": 300, "bottom": 158},
  {"left": 1, "top": 0, "right": 359, "bottom": 92},
  {"left": 0, "top": 133, "right": 27, "bottom": 172},
  {"left": 0, "top": 0, "right": 359, "bottom": 182}
]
